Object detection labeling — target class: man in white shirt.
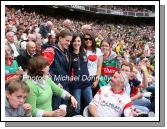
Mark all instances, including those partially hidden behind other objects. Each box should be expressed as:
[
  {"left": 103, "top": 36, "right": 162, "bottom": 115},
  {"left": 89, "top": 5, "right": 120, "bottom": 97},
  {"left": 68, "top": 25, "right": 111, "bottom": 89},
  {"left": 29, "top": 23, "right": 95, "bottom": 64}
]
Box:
[{"left": 88, "top": 71, "right": 133, "bottom": 117}]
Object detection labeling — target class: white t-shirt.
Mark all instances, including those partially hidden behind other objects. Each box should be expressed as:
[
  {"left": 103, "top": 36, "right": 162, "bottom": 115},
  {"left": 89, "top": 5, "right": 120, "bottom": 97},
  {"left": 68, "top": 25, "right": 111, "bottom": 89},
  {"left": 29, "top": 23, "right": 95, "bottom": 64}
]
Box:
[
  {"left": 10, "top": 43, "right": 19, "bottom": 57},
  {"left": 90, "top": 86, "right": 133, "bottom": 117},
  {"left": 86, "top": 48, "right": 103, "bottom": 76}
]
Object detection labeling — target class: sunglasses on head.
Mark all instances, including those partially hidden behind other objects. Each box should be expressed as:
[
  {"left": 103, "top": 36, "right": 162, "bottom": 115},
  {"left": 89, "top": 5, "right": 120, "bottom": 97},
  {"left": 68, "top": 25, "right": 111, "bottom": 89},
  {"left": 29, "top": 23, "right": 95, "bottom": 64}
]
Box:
[{"left": 84, "top": 37, "right": 92, "bottom": 41}]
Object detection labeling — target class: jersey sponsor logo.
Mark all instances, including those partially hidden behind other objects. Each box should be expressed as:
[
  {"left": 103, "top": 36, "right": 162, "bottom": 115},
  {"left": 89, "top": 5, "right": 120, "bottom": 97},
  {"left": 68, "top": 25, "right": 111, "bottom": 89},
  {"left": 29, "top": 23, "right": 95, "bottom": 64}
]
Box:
[
  {"left": 101, "top": 100, "right": 121, "bottom": 112},
  {"left": 101, "top": 66, "right": 119, "bottom": 76}
]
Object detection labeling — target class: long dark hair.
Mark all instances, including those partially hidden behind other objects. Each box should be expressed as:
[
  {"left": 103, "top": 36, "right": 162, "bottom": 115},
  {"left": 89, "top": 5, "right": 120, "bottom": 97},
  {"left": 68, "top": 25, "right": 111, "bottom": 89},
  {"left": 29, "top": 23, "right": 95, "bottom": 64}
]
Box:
[
  {"left": 69, "top": 33, "right": 84, "bottom": 56},
  {"left": 83, "top": 32, "right": 96, "bottom": 53}
]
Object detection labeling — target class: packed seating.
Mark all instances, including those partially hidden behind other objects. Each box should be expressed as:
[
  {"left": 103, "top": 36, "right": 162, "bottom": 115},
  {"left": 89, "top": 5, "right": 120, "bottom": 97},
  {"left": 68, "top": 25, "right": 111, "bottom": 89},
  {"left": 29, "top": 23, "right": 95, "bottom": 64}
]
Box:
[{"left": 5, "top": 5, "right": 155, "bottom": 117}]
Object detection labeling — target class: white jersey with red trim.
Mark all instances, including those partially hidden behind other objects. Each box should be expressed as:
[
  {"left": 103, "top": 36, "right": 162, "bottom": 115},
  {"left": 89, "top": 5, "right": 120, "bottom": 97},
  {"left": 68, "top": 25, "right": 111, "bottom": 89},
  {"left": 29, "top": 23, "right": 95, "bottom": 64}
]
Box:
[{"left": 90, "top": 86, "right": 133, "bottom": 117}]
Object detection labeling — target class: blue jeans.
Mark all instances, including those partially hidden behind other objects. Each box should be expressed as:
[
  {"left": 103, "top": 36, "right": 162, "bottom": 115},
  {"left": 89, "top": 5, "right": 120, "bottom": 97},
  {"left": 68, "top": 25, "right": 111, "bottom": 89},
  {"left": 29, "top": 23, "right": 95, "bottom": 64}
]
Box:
[
  {"left": 133, "top": 105, "right": 149, "bottom": 114},
  {"left": 71, "top": 86, "right": 93, "bottom": 114},
  {"left": 52, "top": 94, "right": 61, "bottom": 110},
  {"left": 132, "top": 97, "right": 152, "bottom": 111},
  {"left": 146, "top": 83, "right": 155, "bottom": 112}
]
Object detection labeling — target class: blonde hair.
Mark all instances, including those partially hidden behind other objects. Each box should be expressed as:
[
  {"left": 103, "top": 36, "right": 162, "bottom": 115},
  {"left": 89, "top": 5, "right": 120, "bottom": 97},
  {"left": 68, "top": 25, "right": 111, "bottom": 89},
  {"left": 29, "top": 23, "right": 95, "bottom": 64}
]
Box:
[{"left": 115, "top": 71, "right": 127, "bottom": 86}]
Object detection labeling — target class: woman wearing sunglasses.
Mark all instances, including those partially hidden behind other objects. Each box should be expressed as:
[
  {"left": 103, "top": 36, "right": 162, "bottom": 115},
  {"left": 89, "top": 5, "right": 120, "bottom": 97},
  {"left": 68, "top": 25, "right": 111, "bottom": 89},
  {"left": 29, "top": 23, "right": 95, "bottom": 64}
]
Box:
[{"left": 83, "top": 32, "right": 103, "bottom": 96}]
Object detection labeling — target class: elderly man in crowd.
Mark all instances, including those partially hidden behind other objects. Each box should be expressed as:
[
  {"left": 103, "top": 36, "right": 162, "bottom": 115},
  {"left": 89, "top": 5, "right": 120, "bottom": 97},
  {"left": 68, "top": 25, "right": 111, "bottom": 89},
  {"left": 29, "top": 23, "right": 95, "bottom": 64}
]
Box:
[
  {"left": 6, "top": 31, "right": 20, "bottom": 59},
  {"left": 62, "top": 19, "right": 75, "bottom": 33},
  {"left": 80, "top": 24, "right": 92, "bottom": 42},
  {"left": 16, "top": 41, "right": 38, "bottom": 71}
]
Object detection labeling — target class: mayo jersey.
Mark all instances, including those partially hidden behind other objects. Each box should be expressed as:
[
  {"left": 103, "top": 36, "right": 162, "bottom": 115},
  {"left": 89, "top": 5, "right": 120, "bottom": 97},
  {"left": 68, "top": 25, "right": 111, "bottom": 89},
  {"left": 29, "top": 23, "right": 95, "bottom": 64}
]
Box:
[{"left": 89, "top": 86, "right": 133, "bottom": 117}]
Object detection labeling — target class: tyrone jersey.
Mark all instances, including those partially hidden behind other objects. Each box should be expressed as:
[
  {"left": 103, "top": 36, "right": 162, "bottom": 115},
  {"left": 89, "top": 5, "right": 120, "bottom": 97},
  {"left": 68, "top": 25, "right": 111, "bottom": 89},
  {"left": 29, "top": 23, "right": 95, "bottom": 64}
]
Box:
[{"left": 89, "top": 86, "right": 133, "bottom": 117}]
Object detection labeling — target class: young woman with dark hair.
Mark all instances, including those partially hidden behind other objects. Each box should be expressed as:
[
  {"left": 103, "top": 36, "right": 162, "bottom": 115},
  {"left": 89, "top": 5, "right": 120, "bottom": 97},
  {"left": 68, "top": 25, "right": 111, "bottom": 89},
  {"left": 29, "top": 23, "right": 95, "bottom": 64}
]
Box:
[
  {"left": 83, "top": 32, "right": 103, "bottom": 96},
  {"left": 69, "top": 33, "right": 93, "bottom": 115}
]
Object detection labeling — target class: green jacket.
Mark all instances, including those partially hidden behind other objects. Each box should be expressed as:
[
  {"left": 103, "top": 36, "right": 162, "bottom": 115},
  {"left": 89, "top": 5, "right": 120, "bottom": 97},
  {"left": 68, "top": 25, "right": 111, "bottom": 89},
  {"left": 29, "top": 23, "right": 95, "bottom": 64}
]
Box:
[{"left": 25, "top": 75, "right": 68, "bottom": 117}]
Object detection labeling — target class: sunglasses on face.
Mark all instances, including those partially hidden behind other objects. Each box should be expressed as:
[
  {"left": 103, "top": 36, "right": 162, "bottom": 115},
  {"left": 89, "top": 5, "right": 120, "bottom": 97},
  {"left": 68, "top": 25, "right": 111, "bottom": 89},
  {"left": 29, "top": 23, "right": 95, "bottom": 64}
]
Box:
[{"left": 84, "top": 37, "right": 92, "bottom": 41}]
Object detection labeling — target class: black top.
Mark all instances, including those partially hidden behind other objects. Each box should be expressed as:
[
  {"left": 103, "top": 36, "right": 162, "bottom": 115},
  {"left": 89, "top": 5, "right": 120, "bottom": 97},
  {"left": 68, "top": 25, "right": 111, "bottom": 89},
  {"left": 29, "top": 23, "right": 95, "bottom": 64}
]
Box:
[
  {"left": 16, "top": 50, "right": 38, "bottom": 71},
  {"left": 70, "top": 51, "right": 91, "bottom": 89},
  {"left": 49, "top": 45, "right": 71, "bottom": 89}
]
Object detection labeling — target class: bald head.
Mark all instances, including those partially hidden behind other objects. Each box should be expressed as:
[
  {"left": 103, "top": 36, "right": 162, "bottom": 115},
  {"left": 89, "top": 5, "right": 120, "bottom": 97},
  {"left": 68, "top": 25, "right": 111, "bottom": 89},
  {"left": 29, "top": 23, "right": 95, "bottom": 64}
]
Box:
[
  {"left": 63, "top": 19, "right": 72, "bottom": 31},
  {"left": 81, "top": 24, "right": 92, "bottom": 34},
  {"left": 47, "top": 21, "right": 53, "bottom": 29},
  {"left": 26, "top": 41, "right": 36, "bottom": 56},
  {"left": 63, "top": 19, "right": 72, "bottom": 26}
]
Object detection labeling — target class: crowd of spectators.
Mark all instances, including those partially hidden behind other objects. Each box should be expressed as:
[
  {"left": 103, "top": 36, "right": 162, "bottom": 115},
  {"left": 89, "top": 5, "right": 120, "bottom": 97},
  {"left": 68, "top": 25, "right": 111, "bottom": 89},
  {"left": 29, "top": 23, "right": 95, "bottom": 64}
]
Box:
[
  {"left": 4, "top": 5, "right": 155, "bottom": 117},
  {"left": 90, "top": 5, "right": 153, "bottom": 13}
]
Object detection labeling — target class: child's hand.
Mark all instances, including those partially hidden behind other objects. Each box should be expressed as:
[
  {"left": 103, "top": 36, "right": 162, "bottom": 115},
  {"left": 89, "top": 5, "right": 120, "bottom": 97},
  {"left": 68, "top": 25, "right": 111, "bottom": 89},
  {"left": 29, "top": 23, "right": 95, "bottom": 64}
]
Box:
[{"left": 23, "top": 103, "right": 32, "bottom": 113}]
